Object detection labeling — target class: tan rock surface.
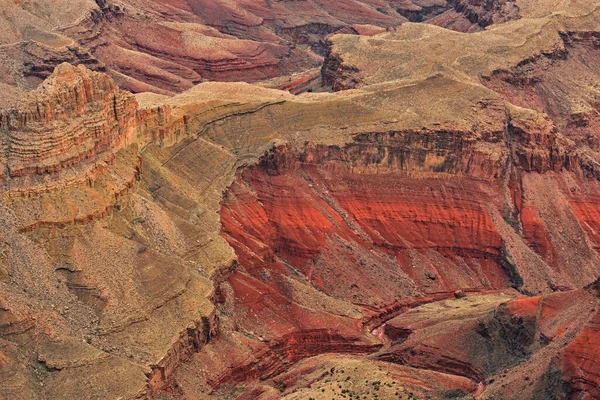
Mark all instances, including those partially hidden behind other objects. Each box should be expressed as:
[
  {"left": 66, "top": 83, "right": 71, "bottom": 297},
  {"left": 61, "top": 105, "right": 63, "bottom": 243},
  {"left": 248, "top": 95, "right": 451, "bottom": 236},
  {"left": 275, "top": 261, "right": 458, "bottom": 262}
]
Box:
[{"left": 1, "top": 2, "right": 600, "bottom": 399}]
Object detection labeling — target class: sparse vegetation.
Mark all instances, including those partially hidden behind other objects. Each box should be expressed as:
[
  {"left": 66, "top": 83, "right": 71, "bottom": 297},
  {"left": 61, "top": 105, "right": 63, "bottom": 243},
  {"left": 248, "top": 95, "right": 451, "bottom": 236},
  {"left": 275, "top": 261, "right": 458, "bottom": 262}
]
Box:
[{"left": 274, "top": 379, "right": 287, "bottom": 393}]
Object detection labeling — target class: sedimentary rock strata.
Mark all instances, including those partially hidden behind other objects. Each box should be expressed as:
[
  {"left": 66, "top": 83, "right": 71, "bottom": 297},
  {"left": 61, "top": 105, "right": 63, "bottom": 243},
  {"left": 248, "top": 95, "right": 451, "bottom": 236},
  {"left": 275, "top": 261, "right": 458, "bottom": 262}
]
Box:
[
  {"left": 1, "top": 1, "right": 600, "bottom": 399},
  {"left": 0, "top": 0, "right": 532, "bottom": 95}
]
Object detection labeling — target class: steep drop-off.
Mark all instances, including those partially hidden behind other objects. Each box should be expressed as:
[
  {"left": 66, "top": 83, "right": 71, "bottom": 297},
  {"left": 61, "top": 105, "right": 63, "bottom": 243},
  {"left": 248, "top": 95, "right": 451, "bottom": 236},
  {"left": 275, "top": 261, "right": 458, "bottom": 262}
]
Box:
[
  {"left": 3, "top": 2, "right": 600, "bottom": 399},
  {"left": 0, "top": 0, "right": 529, "bottom": 97}
]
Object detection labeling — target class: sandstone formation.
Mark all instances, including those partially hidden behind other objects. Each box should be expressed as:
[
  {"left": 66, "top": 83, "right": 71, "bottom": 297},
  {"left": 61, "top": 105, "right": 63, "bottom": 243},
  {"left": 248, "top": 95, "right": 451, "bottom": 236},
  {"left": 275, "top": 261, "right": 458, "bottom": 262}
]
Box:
[
  {"left": 0, "top": 0, "right": 530, "bottom": 96},
  {"left": 1, "top": 1, "right": 600, "bottom": 399}
]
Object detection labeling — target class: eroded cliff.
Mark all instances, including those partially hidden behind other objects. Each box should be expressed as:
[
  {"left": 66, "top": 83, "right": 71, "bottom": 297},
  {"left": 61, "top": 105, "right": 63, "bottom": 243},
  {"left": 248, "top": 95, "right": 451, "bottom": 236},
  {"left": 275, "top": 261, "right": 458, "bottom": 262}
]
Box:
[
  {"left": 0, "top": 0, "right": 543, "bottom": 96},
  {"left": 2, "top": 2, "right": 600, "bottom": 400}
]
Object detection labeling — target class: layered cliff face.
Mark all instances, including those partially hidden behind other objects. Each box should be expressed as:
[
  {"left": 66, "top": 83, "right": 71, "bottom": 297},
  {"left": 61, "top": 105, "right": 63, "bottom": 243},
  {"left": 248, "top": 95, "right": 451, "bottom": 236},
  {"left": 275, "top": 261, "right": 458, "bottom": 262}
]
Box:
[
  {"left": 0, "top": 62, "right": 232, "bottom": 399},
  {"left": 193, "top": 8, "right": 600, "bottom": 399},
  {"left": 1, "top": 63, "right": 136, "bottom": 179},
  {"left": 428, "top": 0, "right": 520, "bottom": 31},
  {"left": 0, "top": 0, "right": 529, "bottom": 96},
  {"left": 2, "top": 1, "right": 600, "bottom": 400}
]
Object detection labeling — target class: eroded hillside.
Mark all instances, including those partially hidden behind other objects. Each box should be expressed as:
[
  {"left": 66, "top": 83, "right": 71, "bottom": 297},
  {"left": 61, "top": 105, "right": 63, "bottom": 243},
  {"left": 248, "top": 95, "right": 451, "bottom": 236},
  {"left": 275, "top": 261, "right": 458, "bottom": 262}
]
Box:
[
  {"left": 1, "top": 1, "right": 600, "bottom": 400},
  {"left": 0, "top": 0, "right": 530, "bottom": 96}
]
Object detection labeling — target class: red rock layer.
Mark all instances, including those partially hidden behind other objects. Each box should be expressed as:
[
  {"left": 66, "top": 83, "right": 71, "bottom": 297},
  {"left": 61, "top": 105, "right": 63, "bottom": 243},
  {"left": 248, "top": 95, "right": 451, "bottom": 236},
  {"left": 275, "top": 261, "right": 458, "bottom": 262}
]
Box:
[
  {"left": 0, "top": 0, "right": 523, "bottom": 94},
  {"left": 211, "top": 138, "right": 512, "bottom": 389},
  {"left": 211, "top": 115, "right": 600, "bottom": 396},
  {"left": 221, "top": 141, "right": 513, "bottom": 305},
  {"left": 179, "top": 265, "right": 382, "bottom": 388},
  {"left": 560, "top": 308, "right": 600, "bottom": 398},
  {"left": 377, "top": 286, "right": 600, "bottom": 398}
]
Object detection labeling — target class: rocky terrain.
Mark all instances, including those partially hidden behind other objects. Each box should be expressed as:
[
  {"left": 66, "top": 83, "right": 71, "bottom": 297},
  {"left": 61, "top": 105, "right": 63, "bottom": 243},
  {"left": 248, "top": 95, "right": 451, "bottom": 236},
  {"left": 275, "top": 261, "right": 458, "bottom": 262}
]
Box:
[
  {"left": 0, "top": 0, "right": 526, "bottom": 97},
  {"left": 1, "top": 0, "right": 600, "bottom": 399}
]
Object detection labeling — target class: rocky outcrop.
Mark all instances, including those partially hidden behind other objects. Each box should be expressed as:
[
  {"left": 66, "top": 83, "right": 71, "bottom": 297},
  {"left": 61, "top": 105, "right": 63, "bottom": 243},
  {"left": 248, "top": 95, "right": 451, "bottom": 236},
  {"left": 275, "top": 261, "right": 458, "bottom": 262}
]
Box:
[
  {"left": 0, "top": 63, "right": 196, "bottom": 231},
  {"left": 0, "top": 63, "right": 137, "bottom": 179},
  {"left": 148, "top": 313, "right": 218, "bottom": 393},
  {"left": 4, "top": 3, "right": 600, "bottom": 400},
  {"left": 377, "top": 294, "right": 532, "bottom": 381},
  {"left": 0, "top": 0, "right": 528, "bottom": 95},
  {"left": 451, "top": 0, "right": 519, "bottom": 28},
  {"left": 20, "top": 42, "right": 106, "bottom": 81},
  {"left": 321, "top": 47, "right": 362, "bottom": 91},
  {"left": 507, "top": 105, "right": 578, "bottom": 174}
]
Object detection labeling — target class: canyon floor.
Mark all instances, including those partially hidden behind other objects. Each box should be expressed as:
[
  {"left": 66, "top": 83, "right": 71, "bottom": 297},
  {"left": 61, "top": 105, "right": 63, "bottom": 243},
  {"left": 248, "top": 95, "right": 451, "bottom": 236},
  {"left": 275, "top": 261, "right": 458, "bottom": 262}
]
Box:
[{"left": 2, "top": 0, "right": 600, "bottom": 399}]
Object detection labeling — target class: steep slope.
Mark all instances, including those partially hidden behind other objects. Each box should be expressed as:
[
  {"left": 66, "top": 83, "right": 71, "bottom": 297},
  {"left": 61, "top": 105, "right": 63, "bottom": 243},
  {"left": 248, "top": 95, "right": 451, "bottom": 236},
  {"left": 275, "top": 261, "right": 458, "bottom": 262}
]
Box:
[
  {"left": 189, "top": 9, "right": 600, "bottom": 400},
  {"left": 2, "top": 2, "right": 600, "bottom": 400},
  {"left": 0, "top": 0, "right": 529, "bottom": 96}
]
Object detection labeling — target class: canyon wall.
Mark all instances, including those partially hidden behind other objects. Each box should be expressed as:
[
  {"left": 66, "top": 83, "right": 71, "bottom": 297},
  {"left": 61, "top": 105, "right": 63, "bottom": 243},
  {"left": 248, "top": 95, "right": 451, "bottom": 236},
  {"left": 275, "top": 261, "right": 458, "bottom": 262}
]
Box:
[
  {"left": 0, "top": 0, "right": 539, "bottom": 96},
  {"left": 2, "top": 2, "right": 600, "bottom": 399}
]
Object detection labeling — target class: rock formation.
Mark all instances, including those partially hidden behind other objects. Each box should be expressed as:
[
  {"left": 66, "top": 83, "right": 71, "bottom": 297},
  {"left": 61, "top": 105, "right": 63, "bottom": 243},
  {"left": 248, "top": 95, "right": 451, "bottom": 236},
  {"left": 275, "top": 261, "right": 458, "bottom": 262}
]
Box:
[
  {"left": 0, "top": 0, "right": 528, "bottom": 96},
  {"left": 0, "top": 0, "right": 600, "bottom": 399}
]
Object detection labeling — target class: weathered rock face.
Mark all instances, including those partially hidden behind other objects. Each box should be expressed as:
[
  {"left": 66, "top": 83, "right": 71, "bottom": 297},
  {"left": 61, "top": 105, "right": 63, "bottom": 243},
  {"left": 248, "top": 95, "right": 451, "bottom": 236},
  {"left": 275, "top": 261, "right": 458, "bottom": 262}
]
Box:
[
  {"left": 378, "top": 293, "right": 535, "bottom": 380},
  {"left": 0, "top": 0, "right": 527, "bottom": 96},
  {"left": 0, "top": 63, "right": 136, "bottom": 179},
  {"left": 559, "top": 301, "right": 600, "bottom": 398},
  {"left": 0, "top": 63, "right": 232, "bottom": 399},
  {"left": 221, "top": 141, "right": 510, "bottom": 303},
  {"left": 0, "top": 63, "right": 192, "bottom": 231},
  {"left": 4, "top": 2, "right": 600, "bottom": 400},
  {"left": 206, "top": 128, "right": 599, "bottom": 397},
  {"left": 196, "top": 9, "right": 600, "bottom": 400},
  {"left": 399, "top": 0, "right": 520, "bottom": 32}
]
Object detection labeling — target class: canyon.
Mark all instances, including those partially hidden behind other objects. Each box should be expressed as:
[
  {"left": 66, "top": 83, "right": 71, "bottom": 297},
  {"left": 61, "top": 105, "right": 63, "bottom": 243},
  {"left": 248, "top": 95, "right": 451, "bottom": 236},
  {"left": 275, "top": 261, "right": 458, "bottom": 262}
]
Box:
[
  {"left": 1, "top": 0, "right": 600, "bottom": 399},
  {"left": 0, "top": 0, "right": 524, "bottom": 97}
]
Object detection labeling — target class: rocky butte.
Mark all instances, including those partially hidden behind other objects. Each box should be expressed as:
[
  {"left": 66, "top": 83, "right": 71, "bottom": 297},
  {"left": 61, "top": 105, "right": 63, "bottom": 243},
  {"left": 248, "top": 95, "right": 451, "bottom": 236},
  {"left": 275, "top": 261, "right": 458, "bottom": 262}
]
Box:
[{"left": 1, "top": 0, "right": 600, "bottom": 399}]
